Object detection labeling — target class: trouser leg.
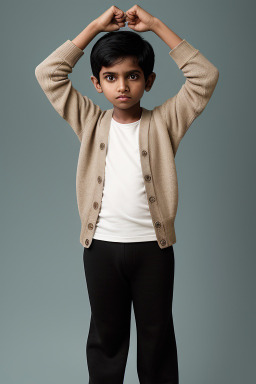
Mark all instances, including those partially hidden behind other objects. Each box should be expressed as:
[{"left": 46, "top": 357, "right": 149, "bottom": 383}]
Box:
[
  {"left": 83, "top": 239, "right": 132, "bottom": 384},
  {"left": 126, "top": 241, "right": 179, "bottom": 384}
]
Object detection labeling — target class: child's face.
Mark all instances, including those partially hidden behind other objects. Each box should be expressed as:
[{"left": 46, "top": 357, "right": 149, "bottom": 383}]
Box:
[{"left": 91, "top": 56, "right": 155, "bottom": 110}]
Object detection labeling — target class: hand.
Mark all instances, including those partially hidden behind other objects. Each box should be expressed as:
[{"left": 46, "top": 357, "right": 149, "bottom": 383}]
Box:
[
  {"left": 95, "top": 5, "right": 127, "bottom": 32},
  {"left": 125, "top": 4, "right": 157, "bottom": 32}
]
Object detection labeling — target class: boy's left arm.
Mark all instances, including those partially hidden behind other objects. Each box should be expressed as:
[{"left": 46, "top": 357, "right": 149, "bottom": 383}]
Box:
[{"left": 152, "top": 19, "right": 219, "bottom": 154}]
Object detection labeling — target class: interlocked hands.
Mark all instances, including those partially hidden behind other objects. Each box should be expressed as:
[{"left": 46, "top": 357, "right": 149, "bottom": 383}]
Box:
[{"left": 95, "top": 4, "right": 157, "bottom": 33}]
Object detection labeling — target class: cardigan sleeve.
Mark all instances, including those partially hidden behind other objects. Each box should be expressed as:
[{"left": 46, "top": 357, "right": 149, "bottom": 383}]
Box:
[
  {"left": 155, "top": 39, "right": 219, "bottom": 154},
  {"left": 35, "top": 40, "right": 102, "bottom": 141}
]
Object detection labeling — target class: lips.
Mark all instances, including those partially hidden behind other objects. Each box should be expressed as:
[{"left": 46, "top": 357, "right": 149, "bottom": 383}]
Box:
[{"left": 117, "top": 96, "right": 131, "bottom": 99}]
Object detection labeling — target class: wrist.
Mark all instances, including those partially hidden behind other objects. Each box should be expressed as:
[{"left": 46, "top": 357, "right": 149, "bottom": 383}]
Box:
[
  {"left": 72, "top": 21, "right": 100, "bottom": 51},
  {"left": 150, "top": 17, "right": 160, "bottom": 32},
  {"left": 89, "top": 20, "right": 102, "bottom": 34}
]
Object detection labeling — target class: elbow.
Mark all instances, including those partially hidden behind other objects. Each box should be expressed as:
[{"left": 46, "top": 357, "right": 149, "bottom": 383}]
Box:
[
  {"left": 35, "top": 66, "right": 39, "bottom": 80},
  {"left": 35, "top": 64, "right": 48, "bottom": 87},
  {"left": 197, "top": 69, "right": 219, "bottom": 114},
  {"left": 35, "top": 65, "right": 42, "bottom": 81},
  {"left": 35, "top": 62, "right": 47, "bottom": 81},
  {"left": 211, "top": 66, "right": 219, "bottom": 86}
]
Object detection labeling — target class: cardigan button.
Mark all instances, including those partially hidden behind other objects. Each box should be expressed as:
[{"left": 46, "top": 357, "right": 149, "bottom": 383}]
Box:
[
  {"left": 88, "top": 223, "right": 94, "bottom": 230},
  {"left": 155, "top": 221, "right": 161, "bottom": 228},
  {"left": 144, "top": 175, "right": 151, "bottom": 182},
  {"left": 149, "top": 196, "right": 155, "bottom": 203},
  {"left": 142, "top": 150, "right": 147, "bottom": 156},
  {"left": 93, "top": 202, "right": 99, "bottom": 209},
  {"left": 85, "top": 239, "right": 89, "bottom": 246},
  {"left": 160, "top": 239, "right": 166, "bottom": 246},
  {"left": 97, "top": 176, "right": 102, "bottom": 183},
  {"left": 100, "top": 143, "right": 105, "bottom": 150}
]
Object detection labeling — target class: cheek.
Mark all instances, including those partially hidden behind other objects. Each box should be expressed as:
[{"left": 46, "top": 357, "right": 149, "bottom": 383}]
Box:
[
  {"left": 135, "top": 83, "right": 146, "bottom": 94},
  {"left": 101, "top": 83, "right": 112, "bottom": 93}
]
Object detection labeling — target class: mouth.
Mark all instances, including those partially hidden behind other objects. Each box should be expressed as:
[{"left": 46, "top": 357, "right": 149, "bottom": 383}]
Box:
[{"left": 117, "top": 96, "right": 131, "bottom": 101}]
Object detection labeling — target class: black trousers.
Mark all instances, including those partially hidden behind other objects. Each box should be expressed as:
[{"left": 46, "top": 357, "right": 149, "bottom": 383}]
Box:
[{"left": 83, "top": 239, "right": 179, "bottom": 384}]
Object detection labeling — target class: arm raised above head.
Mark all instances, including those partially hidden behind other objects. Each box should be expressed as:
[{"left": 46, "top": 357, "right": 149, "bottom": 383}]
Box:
[
  {"left": 152, "top": 19, "right": 219, "bottom": 153},
  {"left": 35, "top": 22, "right": 102, "bottom": 141}
]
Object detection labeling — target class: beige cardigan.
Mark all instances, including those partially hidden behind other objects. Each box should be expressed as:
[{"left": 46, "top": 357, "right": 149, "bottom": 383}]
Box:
[{"left": 35, "top": 38, "right": 219, "bottom": 249}]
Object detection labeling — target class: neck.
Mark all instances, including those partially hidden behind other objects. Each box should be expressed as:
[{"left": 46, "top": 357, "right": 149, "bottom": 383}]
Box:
[{"left": 112, "top": 105, "right": 142, "bottom": 124}]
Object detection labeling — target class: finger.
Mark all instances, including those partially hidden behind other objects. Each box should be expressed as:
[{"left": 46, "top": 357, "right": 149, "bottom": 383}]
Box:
[
  {"left": 115, "top": 13, "right": 126, "bottom": 21},
  {"left": 115, "top": 15, "right": 125, "bottom": 21},
  {"left": 115, "top": 11, "right": 125, "bottom": 17},
  {"left": 126, "top": 14, "right": 136, "bottom": 20},
  {"left": 126, "top": 15, "right": 136, "bottom": 23},
  {"left": 127, "top": 10, "right": 136, "bottom": 14},
  {"left": 127, "top": 24, "right": 136, "bottom": 30},
  {"left": 127, "top": 10, "right": 136, "bottom": 16},
  {"left": 127, "top": 15, "right": 135, "bottom": 20},
  {"left": 115, "top": 17, "right": 125, "bottom": 26},
  {"left": 116, "top": 20, "right": 125, "bottom": 25},
  {"left": 112, "top": 6, "right": 125, "bottom": 17}
]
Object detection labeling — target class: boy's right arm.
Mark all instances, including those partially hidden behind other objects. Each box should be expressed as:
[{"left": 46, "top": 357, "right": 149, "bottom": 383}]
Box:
[{"left": 35, "top": 21, "right": 102, "bottom": 142}]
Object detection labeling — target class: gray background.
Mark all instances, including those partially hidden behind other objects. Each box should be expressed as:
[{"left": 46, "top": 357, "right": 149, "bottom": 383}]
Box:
[{"left": 1, "top": 0, "right": 255, "bottom": 383}]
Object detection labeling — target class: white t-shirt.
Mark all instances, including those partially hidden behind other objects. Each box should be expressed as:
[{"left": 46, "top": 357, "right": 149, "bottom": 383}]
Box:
[{"left": 93, "top": 116, "right": 157, "bottom": 242}]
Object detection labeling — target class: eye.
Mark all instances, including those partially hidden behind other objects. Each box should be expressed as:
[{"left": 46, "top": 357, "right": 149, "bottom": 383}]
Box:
[
  {"left": 129, "top": 74, "right": 139, "bottom": 80},
  {"left": 105, "top": 75, "right": 115, "bottom": 81},
  {"left": 104, "top": 73, "right": 140, "bottom": 81}
]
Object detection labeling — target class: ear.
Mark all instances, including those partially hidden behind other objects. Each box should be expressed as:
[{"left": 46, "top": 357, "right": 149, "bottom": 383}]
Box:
[
  {"left": 145, "top": 72, "right": 156, "bottom": 92},
  {"left": 90, "top": 75, "right": 103, "bottom": 94}
]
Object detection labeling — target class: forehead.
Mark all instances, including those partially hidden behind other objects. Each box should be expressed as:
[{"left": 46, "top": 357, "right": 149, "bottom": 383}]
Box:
[{"left": 100, "top": 56, "right": 141, "bottom": 74}]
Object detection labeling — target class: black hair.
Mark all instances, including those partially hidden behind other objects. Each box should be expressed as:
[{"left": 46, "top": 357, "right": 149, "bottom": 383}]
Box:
[{"left": 90, "top": 30, "right": 155, "bottom": 85}]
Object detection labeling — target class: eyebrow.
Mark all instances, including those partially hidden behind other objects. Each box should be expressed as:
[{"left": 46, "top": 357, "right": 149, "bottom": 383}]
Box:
[{"left": 102, "top": 70, "right": 141, "bottom": 75}]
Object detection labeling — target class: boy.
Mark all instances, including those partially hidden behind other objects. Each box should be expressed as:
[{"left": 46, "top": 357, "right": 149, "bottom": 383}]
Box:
[{"left": 35, "top": 4, "right": 219, "bottom": 384}]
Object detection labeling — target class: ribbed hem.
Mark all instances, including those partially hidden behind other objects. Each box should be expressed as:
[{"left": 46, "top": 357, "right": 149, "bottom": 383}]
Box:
[
  {"left": 53, "top": 39, "right": 85, "bottom": 67},
  {"left": 169, "top": 39, "right": 199, "bottom": 69},
  {"left": 93, "top": 233, "right": 158, "bottom": 242}
]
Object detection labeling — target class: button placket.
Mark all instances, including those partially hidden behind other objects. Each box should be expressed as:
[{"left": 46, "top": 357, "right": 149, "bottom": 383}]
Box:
[
  {"left": 88, "top": 223, "right": 94, "bottom": 230},
  {"left": 140, "top": 146, "right": 166, "bottom": 248},
  {"left": 149, "top": 196, "right": 156, "bottom": 203},
  {"left": 83, "top": 112, "right": 112, "bottom": 248}
]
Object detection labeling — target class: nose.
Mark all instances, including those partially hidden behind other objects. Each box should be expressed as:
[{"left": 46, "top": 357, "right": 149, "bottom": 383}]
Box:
[{"left": 117, "top": 78, "right": 129, "bottom": 92}]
